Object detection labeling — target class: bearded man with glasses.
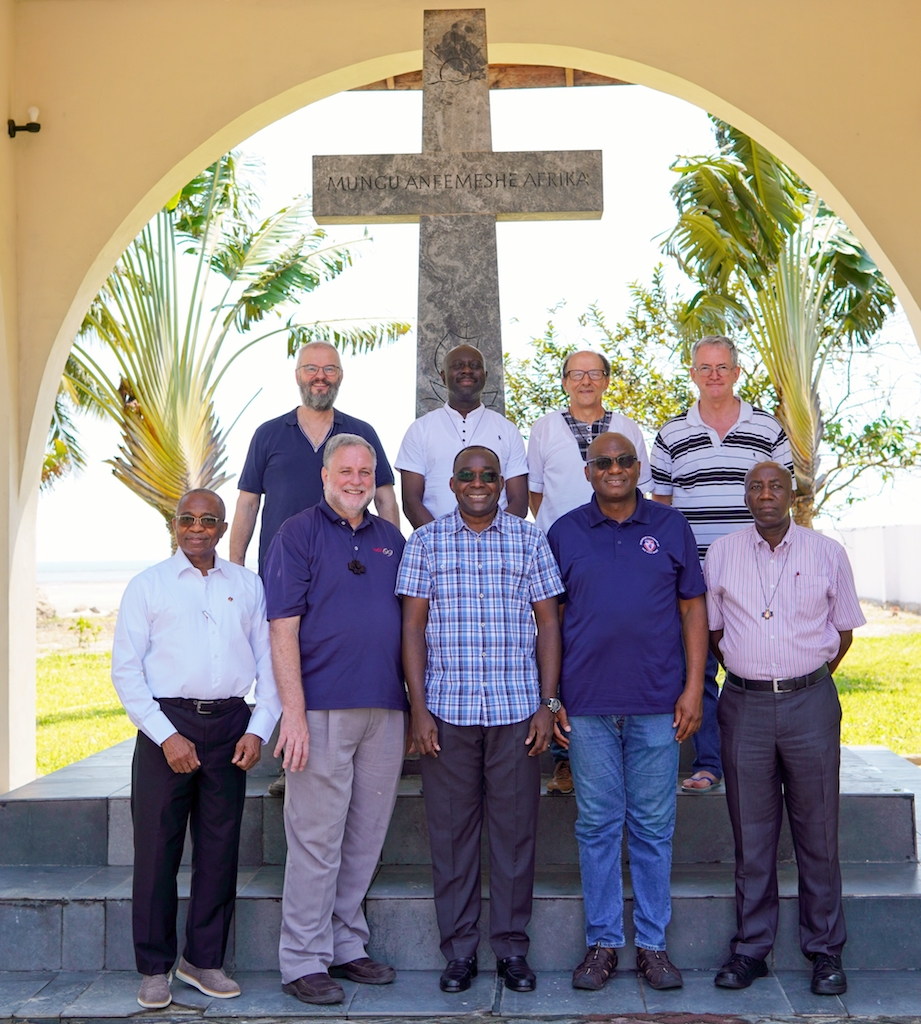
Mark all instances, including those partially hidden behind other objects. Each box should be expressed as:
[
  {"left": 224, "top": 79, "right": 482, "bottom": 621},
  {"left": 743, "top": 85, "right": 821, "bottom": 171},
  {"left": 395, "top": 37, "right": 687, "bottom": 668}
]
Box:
[
  {"left": 650, "top": 335, "right": 794, "bottom": 795},
  {"left": 527, "top": 349, "right": 652, "bottom": 795},
  {"left": 230, "top": 342, "right": 399, "bottom": 576},
  {"left": 111, "top": 489, "right": 281, "bottom": 1010},
  {"left": 547, "top": 433, "right": 707, "bottom": 993}
]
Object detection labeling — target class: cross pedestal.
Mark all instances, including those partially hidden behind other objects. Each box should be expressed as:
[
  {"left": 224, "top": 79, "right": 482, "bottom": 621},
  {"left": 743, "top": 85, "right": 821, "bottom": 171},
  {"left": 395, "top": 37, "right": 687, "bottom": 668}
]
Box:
[{"left": 313, "top": 8, "right": 603, "bottom": 417}]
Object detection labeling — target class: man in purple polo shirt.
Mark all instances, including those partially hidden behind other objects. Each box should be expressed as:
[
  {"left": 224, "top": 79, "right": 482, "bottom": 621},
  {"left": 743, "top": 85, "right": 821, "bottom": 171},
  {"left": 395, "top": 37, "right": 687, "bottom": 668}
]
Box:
[
  {"left": 230, "top": 342, "right": 399, "bottom": 574},
  {"left": 264, "top": 433, "right": 407, "bottom": 1007},
  {"left": 547, "top": 432, "right": 708, "bottom": 993}
]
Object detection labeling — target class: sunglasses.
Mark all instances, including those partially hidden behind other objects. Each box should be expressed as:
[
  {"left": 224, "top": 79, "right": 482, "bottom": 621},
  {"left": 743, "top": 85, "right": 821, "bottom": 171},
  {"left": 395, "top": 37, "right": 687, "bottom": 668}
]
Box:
[
  {"left": 174, "top": 514, "right": 224, "bottom": 528},
  {"left": 586, "top": 454, "right": 638, "bottom": 471},
  {"left": 454, "top": 469, "right": 500, "bottom": 483}
]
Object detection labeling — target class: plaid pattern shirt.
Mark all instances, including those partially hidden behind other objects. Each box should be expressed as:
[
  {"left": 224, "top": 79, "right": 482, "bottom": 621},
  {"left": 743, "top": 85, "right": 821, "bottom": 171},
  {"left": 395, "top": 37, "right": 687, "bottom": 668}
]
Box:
[
  {"left": 561, "top": 409, "right": 613, "bottom": 461},
  {"left": 396, "top": 509, "right": 564, "bottom": 727}
]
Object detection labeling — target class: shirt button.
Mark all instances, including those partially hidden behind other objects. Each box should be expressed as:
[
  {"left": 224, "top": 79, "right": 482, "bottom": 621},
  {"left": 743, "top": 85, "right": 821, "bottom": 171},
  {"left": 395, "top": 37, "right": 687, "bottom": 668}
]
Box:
[{"left": 479, "top": 593, "right": 484, "bottom": 598}]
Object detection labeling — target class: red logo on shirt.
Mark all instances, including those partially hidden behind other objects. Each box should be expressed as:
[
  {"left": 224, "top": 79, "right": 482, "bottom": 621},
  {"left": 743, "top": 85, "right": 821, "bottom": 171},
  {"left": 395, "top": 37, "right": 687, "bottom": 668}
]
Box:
[{"left": 640, "top": 536, "right": 660, "bottom": 555}]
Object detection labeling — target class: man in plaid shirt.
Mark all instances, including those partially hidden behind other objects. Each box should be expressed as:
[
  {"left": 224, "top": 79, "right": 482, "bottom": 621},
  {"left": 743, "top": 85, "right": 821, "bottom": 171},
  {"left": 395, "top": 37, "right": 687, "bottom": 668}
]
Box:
[{"left": 397, "top": 445, "right": 564, "bottom": 997}]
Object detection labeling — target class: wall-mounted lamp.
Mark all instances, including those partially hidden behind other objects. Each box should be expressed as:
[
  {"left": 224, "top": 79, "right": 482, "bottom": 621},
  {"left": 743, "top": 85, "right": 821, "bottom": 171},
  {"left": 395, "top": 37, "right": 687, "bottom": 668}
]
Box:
[{"left": 8, "top": 107, "right": 41, "bottom": 138}]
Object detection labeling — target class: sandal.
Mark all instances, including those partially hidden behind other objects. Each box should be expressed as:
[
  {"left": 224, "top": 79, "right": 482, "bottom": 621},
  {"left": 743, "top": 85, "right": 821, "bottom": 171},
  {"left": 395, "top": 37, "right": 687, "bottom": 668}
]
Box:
[{"left": 681, "top": 771, "right": 722, "bottom": 793}]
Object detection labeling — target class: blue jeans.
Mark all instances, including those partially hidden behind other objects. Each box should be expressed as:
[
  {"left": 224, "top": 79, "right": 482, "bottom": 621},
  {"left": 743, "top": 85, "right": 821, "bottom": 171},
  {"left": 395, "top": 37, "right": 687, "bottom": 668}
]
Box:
[
  {"left": 568, "top": 713, "right": 679, "bottom": 950},
  {"left": 691, "top": 650, "right": 722, "bottom": 779}
]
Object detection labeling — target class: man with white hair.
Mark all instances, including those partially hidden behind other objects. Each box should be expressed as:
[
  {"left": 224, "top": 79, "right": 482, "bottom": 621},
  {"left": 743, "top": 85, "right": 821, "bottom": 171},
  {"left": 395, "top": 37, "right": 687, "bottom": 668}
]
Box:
[
  {"left": 230, "top": 342, "right": 399, "bottom": 574},
  {"left": 651, "top": 335, "right": 793, "bottom": 793},
  {"left": 264, "top": 434, "right": 408, "bottom": 1006}
]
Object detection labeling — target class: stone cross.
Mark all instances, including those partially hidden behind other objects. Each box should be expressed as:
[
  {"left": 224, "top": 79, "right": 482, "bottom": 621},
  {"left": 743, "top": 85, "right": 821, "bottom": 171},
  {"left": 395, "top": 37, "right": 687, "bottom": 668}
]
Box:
[{"left": 313, "top": 8, "right": 603, "bottom": 417}]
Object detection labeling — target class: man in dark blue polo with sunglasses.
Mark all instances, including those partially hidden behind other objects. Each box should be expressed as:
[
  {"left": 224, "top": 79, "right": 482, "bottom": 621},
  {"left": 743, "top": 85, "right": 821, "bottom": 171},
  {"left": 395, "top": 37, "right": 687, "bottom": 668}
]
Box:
[{"left": 547, "top": 433, "right": 707, "bottom": 994}]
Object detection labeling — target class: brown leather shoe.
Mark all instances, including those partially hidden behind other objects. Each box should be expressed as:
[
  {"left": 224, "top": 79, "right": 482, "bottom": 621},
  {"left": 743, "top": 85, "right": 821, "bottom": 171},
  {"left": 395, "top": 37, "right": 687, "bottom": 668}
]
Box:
[
  {"left": 572, "top": 944, "right": 617, "bottom": 990},
  {"left": 546, "top": 760, "right": 574, "bottom": 795},
  {"left": 329, "top": 957, "right": 396, "bottom": 985},
  {"left": 636, "top": 948, "right": 683, "bottom": 990},
  {"left": 282, "top": 973, "right": 345, "bottom": 1004}
]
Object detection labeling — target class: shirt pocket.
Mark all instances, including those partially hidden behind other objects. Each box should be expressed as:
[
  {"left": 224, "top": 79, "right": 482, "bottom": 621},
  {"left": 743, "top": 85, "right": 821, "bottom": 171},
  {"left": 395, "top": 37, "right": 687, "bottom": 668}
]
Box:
[
  {"left": 432, "top": 560, "right": 461, "bottom": 603},
  {"left": 795, "top": 574, "right": 829, "bottom": 617}
]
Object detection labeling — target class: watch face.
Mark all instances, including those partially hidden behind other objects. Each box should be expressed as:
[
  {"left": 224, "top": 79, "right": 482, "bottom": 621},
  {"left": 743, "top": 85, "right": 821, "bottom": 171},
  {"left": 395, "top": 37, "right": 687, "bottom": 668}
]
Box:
[{"left": 543, "top": 698, "right": 562, "bottom": 714}]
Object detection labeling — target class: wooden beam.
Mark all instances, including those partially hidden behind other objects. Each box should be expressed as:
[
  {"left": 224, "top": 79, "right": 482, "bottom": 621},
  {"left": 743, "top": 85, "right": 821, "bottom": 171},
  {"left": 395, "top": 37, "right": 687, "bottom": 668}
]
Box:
[{"left": 351, "top": 64, "right": 630, "bottom": 91}]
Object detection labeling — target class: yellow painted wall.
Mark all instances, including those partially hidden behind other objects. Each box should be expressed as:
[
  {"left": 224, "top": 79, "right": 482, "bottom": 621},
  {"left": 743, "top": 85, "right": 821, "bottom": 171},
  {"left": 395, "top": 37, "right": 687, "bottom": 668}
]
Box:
[{"left": 0, "top": 0, "right": 918, "bottom": 786}]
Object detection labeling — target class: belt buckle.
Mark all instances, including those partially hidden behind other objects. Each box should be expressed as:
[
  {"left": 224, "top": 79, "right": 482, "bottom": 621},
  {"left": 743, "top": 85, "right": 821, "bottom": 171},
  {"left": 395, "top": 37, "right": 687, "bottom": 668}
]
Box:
[
  {"left": 192, "top": 699, "right": 214, "bottom": 715},
  {"left": 772, "top": 678, "right": 785, "bottom": 694}
]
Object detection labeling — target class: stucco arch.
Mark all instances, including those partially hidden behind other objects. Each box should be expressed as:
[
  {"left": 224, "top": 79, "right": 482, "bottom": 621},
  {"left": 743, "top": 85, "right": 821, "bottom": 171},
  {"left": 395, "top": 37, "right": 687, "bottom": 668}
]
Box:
[{"left": 2, "top": 0, "right": 919, "bottom": 789}]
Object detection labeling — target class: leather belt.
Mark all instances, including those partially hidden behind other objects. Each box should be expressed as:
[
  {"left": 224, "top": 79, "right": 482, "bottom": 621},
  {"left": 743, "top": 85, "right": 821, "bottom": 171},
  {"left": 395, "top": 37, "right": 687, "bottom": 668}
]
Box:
[
  {"left": 157, "top": 696, "right": 247, "bottom": 716},
  {"left": 725, "top": 663, "right": 830, "bottom": 694}
]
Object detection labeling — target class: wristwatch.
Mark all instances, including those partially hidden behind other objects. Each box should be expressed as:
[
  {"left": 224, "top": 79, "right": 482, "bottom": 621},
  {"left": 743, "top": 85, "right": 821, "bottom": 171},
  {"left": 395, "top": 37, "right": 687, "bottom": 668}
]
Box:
[{"left": 540, "top": 697, "right": 562, "bottom": 714}]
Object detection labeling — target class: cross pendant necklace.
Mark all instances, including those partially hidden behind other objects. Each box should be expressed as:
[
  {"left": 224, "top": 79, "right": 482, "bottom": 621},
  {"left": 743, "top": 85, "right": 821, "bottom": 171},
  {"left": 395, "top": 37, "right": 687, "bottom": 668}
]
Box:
[
  {"left": 342, "top": 526, "right": 366, "bottom": 575},
  {"left": 755, "top": 545, "right": 791, "bottom": 620}
]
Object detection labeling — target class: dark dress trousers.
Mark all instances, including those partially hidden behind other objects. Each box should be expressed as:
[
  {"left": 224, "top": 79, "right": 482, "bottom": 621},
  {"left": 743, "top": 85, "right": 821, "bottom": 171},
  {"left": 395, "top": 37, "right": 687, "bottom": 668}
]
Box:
[{"left": 131, "top": 698, "right": 251, "bottom": 976}]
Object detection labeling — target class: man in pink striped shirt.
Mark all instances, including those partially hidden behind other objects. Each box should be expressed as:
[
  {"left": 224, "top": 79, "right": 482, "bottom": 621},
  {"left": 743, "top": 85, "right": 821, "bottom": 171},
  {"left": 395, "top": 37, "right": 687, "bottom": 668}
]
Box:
[{"left": 703, "top": 461, "right": 864, "bottom": 998}]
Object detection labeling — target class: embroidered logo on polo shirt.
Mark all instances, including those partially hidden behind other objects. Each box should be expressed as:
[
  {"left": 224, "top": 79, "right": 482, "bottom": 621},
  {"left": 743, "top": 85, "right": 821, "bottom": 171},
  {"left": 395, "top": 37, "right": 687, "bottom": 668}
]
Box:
[
  {"left": 640, "top": 536, "right": 660, "bottom": 554},
  {"left": 373, "top": 547, "right": 394, "bottom": 557}
]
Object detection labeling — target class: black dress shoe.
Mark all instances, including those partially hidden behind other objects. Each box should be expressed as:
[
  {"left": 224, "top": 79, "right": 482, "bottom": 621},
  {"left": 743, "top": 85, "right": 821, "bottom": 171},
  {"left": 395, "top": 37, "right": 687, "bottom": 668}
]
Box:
[
  {"left": 811, "top": 953, "right": 847, "bottom": 995},
  {"left": 439, "top": 956, "right": 478, "bottom": 993},
  {"left": 497, "top": 955, "right": 536, "bottom": 992},
  {"left": 714, "top": 953, "right": 768, "bottom": 989}
]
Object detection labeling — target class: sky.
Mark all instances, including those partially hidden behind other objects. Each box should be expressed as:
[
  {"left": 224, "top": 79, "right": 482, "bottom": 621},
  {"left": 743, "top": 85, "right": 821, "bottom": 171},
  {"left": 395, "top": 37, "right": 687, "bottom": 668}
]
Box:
[{"left": 35, "top": 84, "right": 921, "bottom": 567}]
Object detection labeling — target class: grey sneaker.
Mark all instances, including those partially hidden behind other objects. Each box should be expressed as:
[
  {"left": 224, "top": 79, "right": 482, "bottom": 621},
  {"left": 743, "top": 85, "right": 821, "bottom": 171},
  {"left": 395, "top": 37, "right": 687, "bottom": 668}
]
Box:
[
  {"left": 138, "top": 973, "right": 172, "bottom": 1008},
  {"left": 268, "top": 770, "right": 286, "bottom": 797},
  {"left": 176, "top": 956, "right": 241, "bottom": 998}
]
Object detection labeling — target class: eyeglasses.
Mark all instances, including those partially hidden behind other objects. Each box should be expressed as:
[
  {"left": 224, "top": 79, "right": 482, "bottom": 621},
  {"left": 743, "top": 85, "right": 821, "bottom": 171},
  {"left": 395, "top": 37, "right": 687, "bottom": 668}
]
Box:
[
  {"left": 297, "top": 364, "right": 341, "bottom": 377},
  {"left": 586, "top": 454, "right": 638, "bottom": 471},
  {"left": 694, "top": 363, "right": 733, "bottom": 376},
  {"left": 174, "top": 514, "right": 224, "bottom": 528},
  {"left": 564, "top": 369, "right": 608, "bottom": 381},
  {"left": 454, "top": 469, "right": 500, "bottom": 483}
]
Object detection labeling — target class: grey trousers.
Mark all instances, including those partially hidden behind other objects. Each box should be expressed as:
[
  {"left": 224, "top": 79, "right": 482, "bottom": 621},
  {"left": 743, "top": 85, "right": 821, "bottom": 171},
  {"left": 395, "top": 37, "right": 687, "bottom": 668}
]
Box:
[
  {"left": 278, "top": 707, "right": 406, "bottom": 983},
  {"left": 718, "top": 676, "right": 845, "bottom": 961}
]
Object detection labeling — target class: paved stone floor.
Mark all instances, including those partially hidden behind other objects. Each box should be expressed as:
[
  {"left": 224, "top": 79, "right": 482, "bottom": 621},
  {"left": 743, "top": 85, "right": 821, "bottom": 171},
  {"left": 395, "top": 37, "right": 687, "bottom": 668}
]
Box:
[{"left": 2, "top": 969, "right": 921, "bottom": 1020}]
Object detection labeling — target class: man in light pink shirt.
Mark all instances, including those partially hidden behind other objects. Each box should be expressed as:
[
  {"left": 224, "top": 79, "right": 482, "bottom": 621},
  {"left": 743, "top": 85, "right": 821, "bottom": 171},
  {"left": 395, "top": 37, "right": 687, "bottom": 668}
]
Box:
[{"left": 703, "top": 461, "right": 864, "bottom": 998}]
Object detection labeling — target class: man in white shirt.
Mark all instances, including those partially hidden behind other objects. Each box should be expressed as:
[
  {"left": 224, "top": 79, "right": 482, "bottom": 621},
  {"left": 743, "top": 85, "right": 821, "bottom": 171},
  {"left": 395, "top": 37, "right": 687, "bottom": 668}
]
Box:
[
  {"left": 396, "top": 344, "right": 529, "bottom": 528},
  {"left": 527, "top": 349, "right": 651, "bottom": 794},
  {"left": 112, "top": 489, "right": 281, "bottom": 1011}
]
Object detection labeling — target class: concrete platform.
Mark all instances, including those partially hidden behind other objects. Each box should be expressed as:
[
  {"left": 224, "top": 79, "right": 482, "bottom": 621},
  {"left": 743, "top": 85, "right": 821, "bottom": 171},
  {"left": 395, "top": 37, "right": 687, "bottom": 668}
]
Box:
[{"left": 2, "top": 967, "right": 921, "bottom": 1019}]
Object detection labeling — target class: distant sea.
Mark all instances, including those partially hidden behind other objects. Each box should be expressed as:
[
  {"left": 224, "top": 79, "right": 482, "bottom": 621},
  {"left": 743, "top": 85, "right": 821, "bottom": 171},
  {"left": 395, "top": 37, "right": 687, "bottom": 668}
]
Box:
[{"left": 37, "top": 561, "right": 155, "bottom": 617}]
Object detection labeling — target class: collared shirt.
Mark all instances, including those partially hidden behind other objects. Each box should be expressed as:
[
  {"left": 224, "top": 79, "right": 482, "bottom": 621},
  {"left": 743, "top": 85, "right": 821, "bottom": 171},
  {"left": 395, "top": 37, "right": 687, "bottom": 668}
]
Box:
[
  {"left": 395, "top": 508, "right": 564, "bottom": 727},
  {"left": 111, "top": 551, "right": 281, "bottom": 747},
  {"left": 238, "top": 407, "right": 395, "bottom": 572},
  {"left": 395, "top": 403, "right": 529, "bottom": 520},
  {"left": 704, "top": 522, "right": 865, "bottom": 680},
  {"left": 650, "top": 399, "right": 794, "bottom": 560},
  {"left": 528, "top": 408, "right": 653, "bottom": 533},
  {"left": 263, "top": 499, "right": 408, "bottom": 712},
  {"left": 548, "top": 492, "right": 705, "bottom": 716}
]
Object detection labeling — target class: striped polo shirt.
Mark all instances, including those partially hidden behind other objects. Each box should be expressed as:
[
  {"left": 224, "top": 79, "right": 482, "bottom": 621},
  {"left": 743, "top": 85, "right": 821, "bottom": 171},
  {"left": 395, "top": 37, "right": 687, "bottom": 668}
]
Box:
[{"left": 650, "top": 400, "right": 793, "bottom": 561}]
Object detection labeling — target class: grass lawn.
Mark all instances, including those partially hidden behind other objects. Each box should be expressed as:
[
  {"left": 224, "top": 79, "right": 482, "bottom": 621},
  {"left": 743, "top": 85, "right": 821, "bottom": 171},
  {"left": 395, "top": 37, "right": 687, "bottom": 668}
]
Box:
[
  {"left": 36, "top": 651, "right": 134, "bottom": 776},
  {"left": 34, "top": 633, "right": 921, "bottom": 776}
]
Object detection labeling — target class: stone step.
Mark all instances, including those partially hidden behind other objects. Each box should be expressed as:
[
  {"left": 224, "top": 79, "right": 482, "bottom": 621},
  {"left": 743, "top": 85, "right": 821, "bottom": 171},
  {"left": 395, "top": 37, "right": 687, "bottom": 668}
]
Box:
[
  {"left": 0, "top": 861, "right": 918, "bottom": 973},
  {"left": 1, "top": 743, "right": 915, "bottom": 868}
]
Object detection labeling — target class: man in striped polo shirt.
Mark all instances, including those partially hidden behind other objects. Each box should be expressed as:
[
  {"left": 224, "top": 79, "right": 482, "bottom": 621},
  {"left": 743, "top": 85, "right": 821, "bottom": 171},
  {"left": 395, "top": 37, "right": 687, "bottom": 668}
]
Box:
[{"left": 650, "top": 336, "right": 793, "bottom": 792}]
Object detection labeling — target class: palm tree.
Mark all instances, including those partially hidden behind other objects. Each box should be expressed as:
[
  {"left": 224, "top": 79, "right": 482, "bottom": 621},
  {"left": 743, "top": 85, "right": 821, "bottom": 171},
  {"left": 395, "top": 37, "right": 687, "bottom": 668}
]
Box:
[
  {"left": 56, "top": 153, "right": 409, "bottom": 547},
  {"left": 663, "top": 121, "right": 895, "bottom": 524}
]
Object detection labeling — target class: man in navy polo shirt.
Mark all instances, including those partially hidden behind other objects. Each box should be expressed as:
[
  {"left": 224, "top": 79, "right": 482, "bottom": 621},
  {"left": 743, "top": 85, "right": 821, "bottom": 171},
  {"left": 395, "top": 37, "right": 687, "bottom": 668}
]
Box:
[
  {"left": 230, "top": 342, "right": 400, "bottom": 574},
  {"left": 264, "top": 433, "right": 407, "bottom": 1007},
  {"left": 547, "top": 432, "right": 708, "bottom": 994}
]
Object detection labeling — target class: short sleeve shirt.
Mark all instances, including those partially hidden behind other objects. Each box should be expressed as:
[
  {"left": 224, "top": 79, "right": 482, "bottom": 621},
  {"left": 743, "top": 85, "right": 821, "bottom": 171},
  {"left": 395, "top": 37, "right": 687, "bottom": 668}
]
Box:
[
  {"left": 239, "top": 408, "right": 395, "bottom": 572},
  {"left": 548, "top": 493, "right": 705, "bottom": 716},
  {"left": 704, "top": 522, "right": 865, "bottom": 679},
  {"left": 528, "top": 409, "right": 653, "bottom": 533},
  {"left": 650, "top": 400, "right": 794, "bottom": 561},
  {"left": 263, "top": 500, "right": 407, "bottom": 711},
  {"left": 395, "top": 403, "right": 529, "bottom": 520},
  {"left": 395, "top": 509, "right": 564, "bottom": 726}
]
